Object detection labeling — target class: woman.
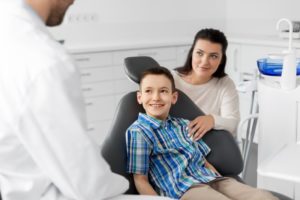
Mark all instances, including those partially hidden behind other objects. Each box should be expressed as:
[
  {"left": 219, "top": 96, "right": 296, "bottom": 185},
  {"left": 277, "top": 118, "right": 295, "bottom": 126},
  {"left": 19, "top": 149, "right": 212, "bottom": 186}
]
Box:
[{"left": 173, "top": 28, "right": 240, "bottom": 140}]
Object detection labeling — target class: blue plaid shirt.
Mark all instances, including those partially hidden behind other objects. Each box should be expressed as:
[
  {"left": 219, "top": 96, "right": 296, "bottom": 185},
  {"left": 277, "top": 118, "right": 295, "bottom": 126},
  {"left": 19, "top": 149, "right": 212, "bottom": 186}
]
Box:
[{"left": 126, "top": 113, "right": 221, "bottom": 199}]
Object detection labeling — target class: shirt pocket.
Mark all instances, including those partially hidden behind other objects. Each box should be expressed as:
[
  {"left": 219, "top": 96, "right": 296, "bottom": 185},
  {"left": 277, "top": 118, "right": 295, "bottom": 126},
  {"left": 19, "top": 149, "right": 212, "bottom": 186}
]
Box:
[{"left": 153, "top": 142, "right": 178, "bottom": 155}]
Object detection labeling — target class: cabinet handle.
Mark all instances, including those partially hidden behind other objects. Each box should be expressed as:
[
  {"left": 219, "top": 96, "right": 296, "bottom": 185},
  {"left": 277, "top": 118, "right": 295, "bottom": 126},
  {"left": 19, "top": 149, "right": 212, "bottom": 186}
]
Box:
[
  {"left": 82, "top": 87, "right": 93, "bottom": 92},
  {"left": 87, "top": 127, "right": 95, "bottom": 131},
  {"left": 81, "top": 73, "right": 91, "bottom": 77},
  {"left": 180, "top": 48, "right": 189, "bottom": 54},
  {"left": 137, "top": 52, "right": 157, "bottom": 57},
  {"left": 76, "top": 57, "right": 90, "bottom": 62},
  {"left": 85, "top": 102, "right": 94, "bottom": 106},
  {"left": 241, "top": 72, "right": 254, "bottom": 81},
  {"left": 233, "top": 48, "right": 238, "bottom": 72}
]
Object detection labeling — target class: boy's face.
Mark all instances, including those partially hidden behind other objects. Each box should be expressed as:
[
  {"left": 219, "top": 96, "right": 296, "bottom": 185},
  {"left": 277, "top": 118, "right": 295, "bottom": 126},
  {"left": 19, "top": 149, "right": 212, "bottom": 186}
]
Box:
[{"left": 137, "top": 74, "right": 178, "bottom": 120}]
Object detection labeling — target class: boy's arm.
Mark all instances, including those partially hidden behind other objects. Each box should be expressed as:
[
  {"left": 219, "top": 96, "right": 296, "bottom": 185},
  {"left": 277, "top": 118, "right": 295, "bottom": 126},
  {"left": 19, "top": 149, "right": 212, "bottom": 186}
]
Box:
[
  {"left": 204, "top": 159, "right": 221, "bottom": 176},
  {"left": 133, "top": 174, "right": 158, "bottom": 196}
]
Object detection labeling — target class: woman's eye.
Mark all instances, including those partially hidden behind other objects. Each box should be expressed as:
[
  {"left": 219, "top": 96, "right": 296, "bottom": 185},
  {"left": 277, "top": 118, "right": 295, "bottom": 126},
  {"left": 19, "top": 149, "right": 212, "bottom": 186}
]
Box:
[
  {"left": 210, "top": 54, "right": 219, "bottom": 59},
  {"left": 145, "top": 90, "right": 151, "bottom": 93},
  {"left": 196, "top": 51, "right": 203, "bottom": 56}
]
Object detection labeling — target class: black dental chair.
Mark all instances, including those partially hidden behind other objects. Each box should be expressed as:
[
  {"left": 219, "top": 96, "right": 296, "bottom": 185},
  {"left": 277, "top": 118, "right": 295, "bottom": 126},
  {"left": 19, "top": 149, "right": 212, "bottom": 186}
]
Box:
[{"left": 101, "top": 56, "right": 291, "bottom": 200}]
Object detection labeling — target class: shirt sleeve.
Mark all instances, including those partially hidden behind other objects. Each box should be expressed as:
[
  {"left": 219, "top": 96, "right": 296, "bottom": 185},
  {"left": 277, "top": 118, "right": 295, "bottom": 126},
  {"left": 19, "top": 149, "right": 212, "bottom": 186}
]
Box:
[
  {"left": 126, "top": 127, "right": 152, "bottom": 175},
  {"left": 18, "top": 58, "right": 128, "bottom": 199},
  {"left": 212, "top": 77, "right": 240, "bottom": 136},
  {"left": 196, "top": 139, "right": 211, "bottom": 157}
]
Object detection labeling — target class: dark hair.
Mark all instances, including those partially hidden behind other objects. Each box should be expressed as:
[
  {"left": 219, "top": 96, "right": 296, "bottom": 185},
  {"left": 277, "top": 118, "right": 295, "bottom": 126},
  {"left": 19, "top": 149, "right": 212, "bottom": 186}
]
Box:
[
  {"left": 175, "top": 28, "right": 228, "bottom": 78},
  {"left": 140, "top": 67, "right": 176, "bottom": 92}
]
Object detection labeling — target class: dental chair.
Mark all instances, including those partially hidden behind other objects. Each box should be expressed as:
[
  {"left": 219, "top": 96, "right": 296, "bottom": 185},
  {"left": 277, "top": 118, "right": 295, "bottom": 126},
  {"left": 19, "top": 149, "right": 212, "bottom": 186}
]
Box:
[{"left": 101, "top": 56, "right": 291, "bottom": 200}]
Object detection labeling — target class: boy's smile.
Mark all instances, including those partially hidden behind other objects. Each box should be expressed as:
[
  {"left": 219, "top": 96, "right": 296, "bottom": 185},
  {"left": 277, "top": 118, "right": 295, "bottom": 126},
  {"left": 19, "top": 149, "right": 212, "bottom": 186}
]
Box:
[{"left": 137, "top": 74, "right": 178, "bottom": 120}]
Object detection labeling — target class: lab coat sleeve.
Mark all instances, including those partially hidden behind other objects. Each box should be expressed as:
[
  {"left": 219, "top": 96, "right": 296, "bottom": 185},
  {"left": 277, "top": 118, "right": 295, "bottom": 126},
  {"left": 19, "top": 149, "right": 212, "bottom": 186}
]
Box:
[
  {"left": 16, "top": 58, "right": 128, "bottom": 200},
  {"left": 212, "top": 78, "right": 240, "bottom": 136}
]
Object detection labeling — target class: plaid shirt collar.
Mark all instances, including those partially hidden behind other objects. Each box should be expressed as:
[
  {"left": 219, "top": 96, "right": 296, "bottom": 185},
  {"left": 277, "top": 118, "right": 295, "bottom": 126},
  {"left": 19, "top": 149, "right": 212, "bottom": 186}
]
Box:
[{"left": 137, "top": 112, "right": 172, "bottom": 130}]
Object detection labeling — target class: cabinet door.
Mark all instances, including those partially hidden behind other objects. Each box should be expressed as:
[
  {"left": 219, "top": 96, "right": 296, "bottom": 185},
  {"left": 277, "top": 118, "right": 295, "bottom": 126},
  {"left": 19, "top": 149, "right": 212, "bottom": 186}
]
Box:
[
  {"left": 226, "top": 42, "right": 242, "bottom": 84},
  {"left": 176, "top": 45, "right": 191, "bottom": 67},
  {"left": 73, "top": 52, "right": 112, "bottom": 68},
  {"left": 81, "top": 81, "right": 114, "bottom": 98},
  {"left": 84, "top": 95, "right": 115, "bottom": 122},
  {"left": 115, "top": 78, "right": 138, "bottom": 95},
  {"left": 86, "top": 120, "right": 111, "bottom": 146},
  {"left": 113, "top": 47, "right": 176, "bottom": 65},
  {"left": 80, "top": 67, "right": 114, "bottom": 83}
]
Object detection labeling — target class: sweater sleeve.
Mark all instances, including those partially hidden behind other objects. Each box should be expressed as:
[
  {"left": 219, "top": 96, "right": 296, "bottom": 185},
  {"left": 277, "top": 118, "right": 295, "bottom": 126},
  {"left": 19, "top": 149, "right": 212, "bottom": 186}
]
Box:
[{"left": 212, "top": 77, "right": 240, "bottom": 136}]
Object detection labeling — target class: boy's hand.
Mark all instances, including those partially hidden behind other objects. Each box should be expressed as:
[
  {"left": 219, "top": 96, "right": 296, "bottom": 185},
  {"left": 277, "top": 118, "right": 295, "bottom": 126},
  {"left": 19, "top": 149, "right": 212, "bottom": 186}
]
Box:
[
  {"left": 188, "top": 115, "right": 214, "bottom": 141},
  {"left": 204, "top": 159, "right": 221, "bottom": 176},
  {"left": 133, "top": 174, "right": 158, "bottom": 196}
]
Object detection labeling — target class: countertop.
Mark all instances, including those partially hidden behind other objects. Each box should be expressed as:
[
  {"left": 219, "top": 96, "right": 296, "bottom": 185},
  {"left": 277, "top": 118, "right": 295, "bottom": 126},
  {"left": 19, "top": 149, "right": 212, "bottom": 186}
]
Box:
[{"left": 63, "top": 33, "right": 300, "bottom": 53}]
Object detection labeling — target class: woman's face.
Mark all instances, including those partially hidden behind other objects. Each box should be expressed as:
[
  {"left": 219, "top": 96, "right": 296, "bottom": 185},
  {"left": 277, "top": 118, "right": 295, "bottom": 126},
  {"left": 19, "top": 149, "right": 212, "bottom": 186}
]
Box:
[{"left": 191, "top": 39, "right": 223, "bottom": 80}]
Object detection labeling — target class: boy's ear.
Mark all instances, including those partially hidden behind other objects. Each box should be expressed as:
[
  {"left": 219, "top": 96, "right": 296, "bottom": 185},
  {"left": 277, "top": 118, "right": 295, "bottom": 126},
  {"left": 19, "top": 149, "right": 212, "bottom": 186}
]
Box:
[
  {"left": 172, "top": 91, "right": 178, "bottom": 105},
  {"left": 137, "top": 91, "right": 142, "bottom": 104}
]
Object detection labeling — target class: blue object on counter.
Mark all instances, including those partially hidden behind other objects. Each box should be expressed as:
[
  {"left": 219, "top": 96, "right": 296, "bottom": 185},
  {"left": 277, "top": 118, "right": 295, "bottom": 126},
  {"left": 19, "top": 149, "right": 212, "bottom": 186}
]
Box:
[{"left": 257, "top": 58, "right": 300, "bottom": 76}]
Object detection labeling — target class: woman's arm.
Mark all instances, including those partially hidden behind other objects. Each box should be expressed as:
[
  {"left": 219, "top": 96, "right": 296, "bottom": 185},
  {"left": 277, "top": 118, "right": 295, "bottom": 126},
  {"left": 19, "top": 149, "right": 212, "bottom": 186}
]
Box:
[
  {"left": 188, "top": 77, "right": 240, "bottom": 139},
  {"left": 211, "top": 78, "right": 240, "bottom": 135},
  {"left": 133, "top": 174, "right": 158, "bottom": 196},
  {"left": 188, "top": 115, "right": 215, "bottom": 141}
]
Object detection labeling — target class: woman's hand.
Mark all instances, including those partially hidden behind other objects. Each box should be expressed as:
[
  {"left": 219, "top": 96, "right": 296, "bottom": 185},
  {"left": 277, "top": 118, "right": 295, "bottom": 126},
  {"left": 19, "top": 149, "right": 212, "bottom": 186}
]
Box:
[{"left": 188, "top": 115, "right": 215, "bottom": 141}]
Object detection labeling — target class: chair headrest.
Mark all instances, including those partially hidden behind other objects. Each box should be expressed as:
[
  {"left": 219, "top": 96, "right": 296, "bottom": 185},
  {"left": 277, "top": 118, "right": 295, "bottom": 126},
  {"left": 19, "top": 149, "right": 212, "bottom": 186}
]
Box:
[{"left": 124, "top": 56, "right": 160, "bottom": 83}]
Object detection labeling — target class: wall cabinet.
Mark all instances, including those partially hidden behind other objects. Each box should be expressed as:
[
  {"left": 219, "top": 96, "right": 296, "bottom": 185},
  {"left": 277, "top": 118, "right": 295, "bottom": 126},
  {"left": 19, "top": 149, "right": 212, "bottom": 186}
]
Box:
[
  {"left": 227, "top": 40, "right": 299, "bottom": 141},
  {"left": 227, "top": 38, "right": 300, "bottom": 198}
]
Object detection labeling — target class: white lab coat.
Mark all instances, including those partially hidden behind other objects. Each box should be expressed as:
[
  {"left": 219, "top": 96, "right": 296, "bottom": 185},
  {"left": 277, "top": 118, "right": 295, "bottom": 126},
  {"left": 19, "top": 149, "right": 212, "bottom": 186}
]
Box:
[{"left": 0, "top": 1, "right": 128, "bottom": 200}]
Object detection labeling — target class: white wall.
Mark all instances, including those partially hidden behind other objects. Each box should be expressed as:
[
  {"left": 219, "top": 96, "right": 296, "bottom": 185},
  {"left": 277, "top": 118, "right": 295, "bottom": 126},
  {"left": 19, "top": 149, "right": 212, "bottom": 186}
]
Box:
[
  {"left": 225, "top": 0, "right": 300, "bottom": 36},
  {"left": 49, "top": 0, "right": 226, "bottom": 45},
  {"left": 49, "top": 0, "right": 300, "bottom": 45}
]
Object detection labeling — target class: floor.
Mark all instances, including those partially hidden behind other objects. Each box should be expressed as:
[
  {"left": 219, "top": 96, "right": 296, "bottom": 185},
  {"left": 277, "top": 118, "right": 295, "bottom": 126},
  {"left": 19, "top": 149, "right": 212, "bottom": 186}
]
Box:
[{"left": 243, "top": 142, "right": 258, "bottom": 187}]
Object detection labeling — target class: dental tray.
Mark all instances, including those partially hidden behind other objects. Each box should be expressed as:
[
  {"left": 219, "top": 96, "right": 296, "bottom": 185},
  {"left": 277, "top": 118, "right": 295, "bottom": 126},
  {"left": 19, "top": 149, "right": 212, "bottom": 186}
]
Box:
[{"left": 257, "top": 58, "right": 300, "bottom": 76}]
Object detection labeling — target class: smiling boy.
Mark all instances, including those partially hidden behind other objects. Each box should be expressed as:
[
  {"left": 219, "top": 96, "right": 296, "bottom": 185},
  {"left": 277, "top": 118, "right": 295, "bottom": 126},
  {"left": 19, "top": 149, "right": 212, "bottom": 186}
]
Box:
[{"left": 126, "top": 67, "right": 277, "bottom": 200}]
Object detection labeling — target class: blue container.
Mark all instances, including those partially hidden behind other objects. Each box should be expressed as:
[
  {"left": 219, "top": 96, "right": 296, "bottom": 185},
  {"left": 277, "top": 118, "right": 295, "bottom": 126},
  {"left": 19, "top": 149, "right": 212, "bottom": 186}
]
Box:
[{"left": 257, "top": 58, "right": 300, "bottom": 76}]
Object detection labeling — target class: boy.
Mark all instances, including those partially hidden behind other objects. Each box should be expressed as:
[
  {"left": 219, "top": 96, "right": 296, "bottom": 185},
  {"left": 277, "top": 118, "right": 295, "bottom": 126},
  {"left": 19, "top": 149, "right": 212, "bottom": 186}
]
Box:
[{"left": 126, "top": 67, "right": 278, "bottom": 200}]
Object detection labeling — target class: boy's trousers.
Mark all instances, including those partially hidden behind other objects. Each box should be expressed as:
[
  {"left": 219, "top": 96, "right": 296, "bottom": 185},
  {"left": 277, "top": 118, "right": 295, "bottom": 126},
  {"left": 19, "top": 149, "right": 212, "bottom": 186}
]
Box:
[{"left": 180, "top": 177, "right": 278, "bottom": 200}]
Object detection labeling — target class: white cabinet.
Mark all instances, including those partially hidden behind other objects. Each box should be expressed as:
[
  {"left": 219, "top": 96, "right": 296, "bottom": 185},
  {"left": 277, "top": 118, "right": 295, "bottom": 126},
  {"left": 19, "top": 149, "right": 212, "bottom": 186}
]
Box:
[
  {"left": 176, "top": 45, "right": 191, "bottom": 67},
  {"left": 257, "top": 81, "right": 300, "bottom": 198},
  {"left": 226, "top": 42, "right": 242, "bottom": 84},
  {"left": 71, "top": 45, "right": 184, "bottom": 146},
  {"left": 227, "top": 37, "right": 300, "bottom": 197},
  {"left": 227, "top": 41, "right": 296, "bottom": 142}
]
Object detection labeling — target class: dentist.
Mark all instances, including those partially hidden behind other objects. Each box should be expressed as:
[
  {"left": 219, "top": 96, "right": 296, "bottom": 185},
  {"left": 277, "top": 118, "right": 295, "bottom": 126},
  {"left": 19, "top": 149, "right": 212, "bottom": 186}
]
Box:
[{"left": 0, "top": 0, "right": 128, "bottom": 200}]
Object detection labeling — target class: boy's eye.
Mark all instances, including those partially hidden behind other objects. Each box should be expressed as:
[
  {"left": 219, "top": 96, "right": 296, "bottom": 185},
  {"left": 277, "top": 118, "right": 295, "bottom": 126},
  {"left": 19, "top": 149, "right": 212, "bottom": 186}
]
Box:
[
  {"left": 161, "top": 89, "right": 169, "bottom": 93},
  {"left": 144, "top": 90, "right": 151, "bottom": 93}
]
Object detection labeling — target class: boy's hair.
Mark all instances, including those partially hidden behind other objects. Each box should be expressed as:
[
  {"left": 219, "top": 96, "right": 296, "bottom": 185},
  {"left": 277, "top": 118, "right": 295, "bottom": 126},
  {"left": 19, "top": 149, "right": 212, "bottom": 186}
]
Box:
[{"left": 140, "top": 67, "right": 176, "bottom": 92}]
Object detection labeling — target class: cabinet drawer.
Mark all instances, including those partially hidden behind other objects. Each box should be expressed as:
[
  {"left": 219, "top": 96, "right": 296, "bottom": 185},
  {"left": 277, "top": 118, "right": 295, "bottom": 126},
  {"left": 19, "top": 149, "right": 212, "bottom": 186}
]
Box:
[
  {"left": 112, "top": 66, "right": 127, "bottom": 80},
  {"left": 86, "top": 120, "right": 111, "bottom": 146},
  {"left": 159, "top": 60, "right": 177, "bottom": 70},
  {"left": 115, "top": 79, "right": 138, "bottom": 94},
  {"left": 113, "top": 47, "right": 176, "bottom": 65},
  {"left": 85, "top": 96, "right": 115, "bottom": 121},
  {"left": 176, "top": 45, "right": 190, "bottom": 66},
  {"left": 73, "top": 52, "right": 113, "bottom": 68},
  {"left": 80, "top": 67, "right": 113, "bottom": 83},
  {"left": 81, "top": 81, "right": 114, "bottom": 97}
]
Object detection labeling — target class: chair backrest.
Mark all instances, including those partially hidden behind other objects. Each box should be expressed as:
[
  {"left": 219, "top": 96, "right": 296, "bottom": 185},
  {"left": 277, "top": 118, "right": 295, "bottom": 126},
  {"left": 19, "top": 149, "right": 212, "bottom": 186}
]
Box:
[{"left": 101, "top": 56, "right": 243, "bottom": 194}]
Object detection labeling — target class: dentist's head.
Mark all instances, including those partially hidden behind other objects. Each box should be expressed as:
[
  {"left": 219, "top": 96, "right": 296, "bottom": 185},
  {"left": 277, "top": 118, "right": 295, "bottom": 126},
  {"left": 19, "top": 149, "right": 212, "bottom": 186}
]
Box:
[{"left": 26, "top": 0, "right": 74, "bottom": 26}]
